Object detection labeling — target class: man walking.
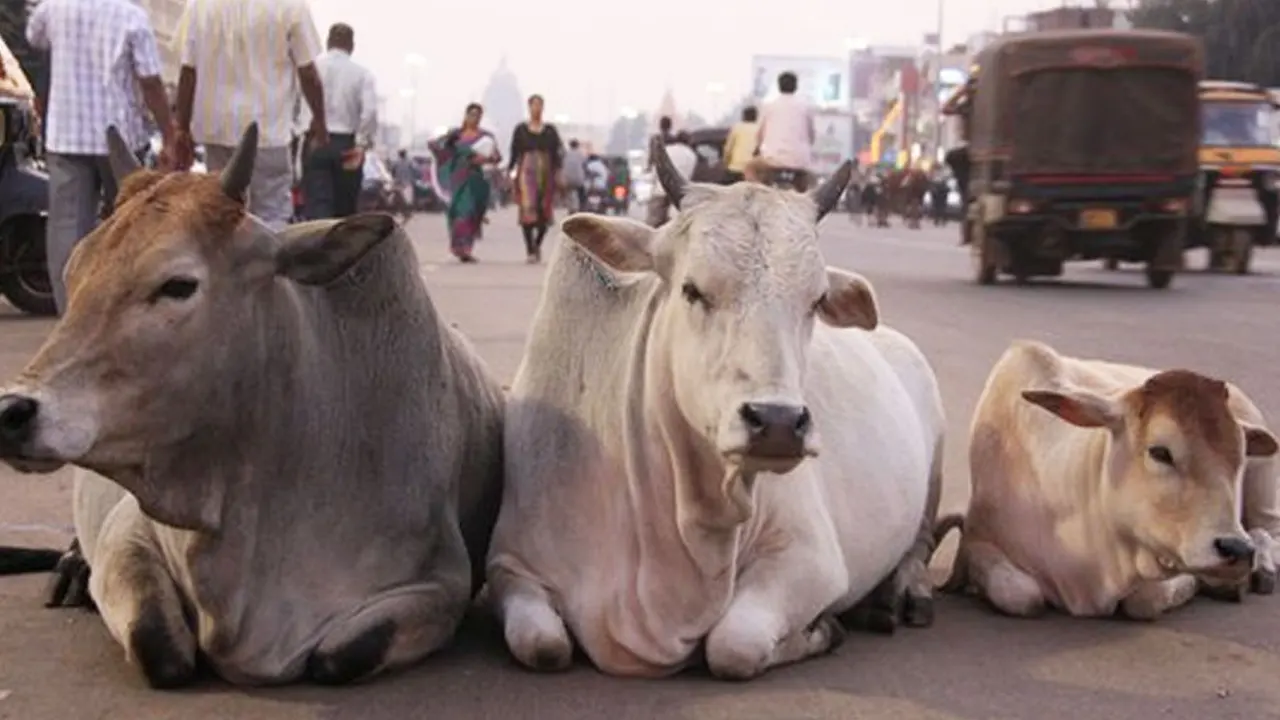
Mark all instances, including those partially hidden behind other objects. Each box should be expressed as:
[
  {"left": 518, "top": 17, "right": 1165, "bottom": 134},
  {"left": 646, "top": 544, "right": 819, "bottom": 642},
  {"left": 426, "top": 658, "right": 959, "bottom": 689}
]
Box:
[
  {"left": 25, "top": 0, "right": 176, "bottom": 314},
  {"left": 561, "top": 138, "right": 586, "bottom": 211},
  {"left": 301, "top": 23, "right": 377, "bottom": 219},
  {"left": 175, "top": 0, "right": 329, "bottom": 230}
]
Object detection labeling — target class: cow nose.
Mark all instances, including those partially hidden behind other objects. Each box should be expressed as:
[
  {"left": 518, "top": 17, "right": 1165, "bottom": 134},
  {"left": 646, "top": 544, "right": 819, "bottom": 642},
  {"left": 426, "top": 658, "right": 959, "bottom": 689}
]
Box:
[
  {"left": 739, "top": 402, "right": 812, "bottom": 458},
  {"left": 0, "top": 394, "right": 40, "bottom": 448},
  {"left": 1214, "top": 537, "right": 1255, "bottom": 564}
]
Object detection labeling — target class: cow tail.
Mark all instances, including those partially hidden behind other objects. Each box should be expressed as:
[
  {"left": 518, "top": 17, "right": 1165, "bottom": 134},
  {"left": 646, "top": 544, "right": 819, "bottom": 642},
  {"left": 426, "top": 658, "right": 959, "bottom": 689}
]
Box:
[
  {"left": 931, "top": 514, "right": 970, "bottom": 594},
  {"left": 0, "top": 546, "right": 63, "bottom": 575}
]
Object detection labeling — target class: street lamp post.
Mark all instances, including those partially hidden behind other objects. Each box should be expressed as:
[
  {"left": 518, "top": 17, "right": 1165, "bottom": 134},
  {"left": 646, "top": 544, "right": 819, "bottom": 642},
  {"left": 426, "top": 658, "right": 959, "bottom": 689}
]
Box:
[
  {"left": 399, "top": 87, "right": 417, "bottom": 149},
  {"left": 403, "top": 53, "right": 428, "bottom": 148}
]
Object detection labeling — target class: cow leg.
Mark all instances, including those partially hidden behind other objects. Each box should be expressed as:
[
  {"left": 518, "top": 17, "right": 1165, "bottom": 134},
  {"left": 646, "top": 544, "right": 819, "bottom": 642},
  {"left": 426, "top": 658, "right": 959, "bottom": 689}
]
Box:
[
  {"left": 1120, "top": 575, "right": 1198, "bottom": 620},
  {"left": 704, "top": 549, "right": 846, "bottom": 681},
  {"left": 1241, "top": 456, "right": 1279, "bottom": 595},
  {"left": 489, "top": 567, "right": 574, "bottom": 672},
  {"left": 90, "top": 497, "right": 197, "bottom": 689},
  {"left": 967, "top": 540, "right": 1046, "bottom": 617},
  {"left": 306, "top": 573, "right": 471, "bottom": 685}
]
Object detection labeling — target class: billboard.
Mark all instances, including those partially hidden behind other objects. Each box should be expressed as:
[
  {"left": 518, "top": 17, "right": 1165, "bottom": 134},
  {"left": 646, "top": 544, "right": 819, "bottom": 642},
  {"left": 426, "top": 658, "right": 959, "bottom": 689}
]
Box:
[
  {"left": 751, "top": 55, "right": 849, "bottom": 111},
  {"left": 812, "top": 112, "right": 856, "bottom": 177}
]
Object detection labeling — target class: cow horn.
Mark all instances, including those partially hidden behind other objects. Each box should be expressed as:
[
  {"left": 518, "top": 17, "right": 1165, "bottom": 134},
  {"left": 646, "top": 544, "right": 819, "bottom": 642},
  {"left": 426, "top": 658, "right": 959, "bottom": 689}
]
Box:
[
  {"left": 220, "top": 123, "right": 260, "bottom": 202},
  {"left": 105, "top": 125, "right": 142, "bottom": 184},
  {"left": 651, "top": 140, "right": 687, "bottom": 209},
  {"left": 809, "top": 160, "right": 855, "bottom": 222}
]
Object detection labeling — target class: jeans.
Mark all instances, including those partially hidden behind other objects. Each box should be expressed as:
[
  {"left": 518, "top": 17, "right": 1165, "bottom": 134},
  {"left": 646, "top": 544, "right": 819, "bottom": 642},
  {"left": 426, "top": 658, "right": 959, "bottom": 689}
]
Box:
[{"left": 45, "top": 153, "right": 120, "bottom": 315}]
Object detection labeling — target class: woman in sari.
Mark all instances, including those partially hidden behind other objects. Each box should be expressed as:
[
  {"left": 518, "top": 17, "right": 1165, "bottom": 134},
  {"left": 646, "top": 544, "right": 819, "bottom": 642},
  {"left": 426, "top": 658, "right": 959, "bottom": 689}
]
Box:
[
  {"left": 429, "top": 103, "right": 501, "bottom": 263},
  {"left": 508, "top": 94, "right": 563, "bottom": 263}
]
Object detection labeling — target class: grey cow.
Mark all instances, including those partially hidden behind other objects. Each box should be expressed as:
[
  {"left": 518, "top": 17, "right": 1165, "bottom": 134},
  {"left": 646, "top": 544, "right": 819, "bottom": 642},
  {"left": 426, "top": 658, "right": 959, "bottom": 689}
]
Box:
[{"left": 0, "top": 125, "right": 505, "bottom": 687}]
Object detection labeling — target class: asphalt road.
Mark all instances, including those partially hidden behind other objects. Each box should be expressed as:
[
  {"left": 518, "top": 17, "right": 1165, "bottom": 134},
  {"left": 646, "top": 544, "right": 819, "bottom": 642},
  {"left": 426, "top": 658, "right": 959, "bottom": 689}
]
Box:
[{"left": 2, "top": 208, "right": 1279, "bottom": 720}]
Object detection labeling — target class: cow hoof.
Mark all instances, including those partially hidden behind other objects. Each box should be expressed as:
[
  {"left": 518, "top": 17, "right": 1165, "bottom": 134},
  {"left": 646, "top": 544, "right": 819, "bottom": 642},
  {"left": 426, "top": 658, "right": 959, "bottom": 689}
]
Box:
[
  {"left": 44, "top": 540, "right": 95, "bottom": 611},
  {"left": 308, "top": 619, "right": 397, "bottom": 685},
  {"left": 901, "top": 592, "right": 935, "bottom": 628},
  {"left": 129, "top": 603, "right": 196, "bottom": 689},
  {"left": 1252, "top": 569, "right": 1276, "bottom": 595},
  {"left": 811, "top": 614, "right": 847, "bottom": 655}
]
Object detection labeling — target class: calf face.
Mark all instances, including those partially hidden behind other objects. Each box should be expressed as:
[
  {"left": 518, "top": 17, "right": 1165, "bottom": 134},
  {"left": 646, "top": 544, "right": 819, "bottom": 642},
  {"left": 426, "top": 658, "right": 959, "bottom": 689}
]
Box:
[
  {"left": 0, "top": 125, "right": 397, "bottom": 529},
  {"left": 1023, "top": 370, "right": 1278, "bottom": 580},
  {"left": 563, "top": 148, "right": 876, "bottom": 475}
]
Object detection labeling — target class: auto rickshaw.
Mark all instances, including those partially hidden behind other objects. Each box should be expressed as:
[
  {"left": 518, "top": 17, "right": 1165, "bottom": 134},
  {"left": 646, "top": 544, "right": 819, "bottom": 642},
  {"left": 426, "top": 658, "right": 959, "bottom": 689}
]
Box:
[
  {"left": 947, "top": 30, "right": 1203, "bottom": 289},
  {"left": 602, "top": 155, "right": 631, "bottom": 214},
  {"left": 0, "top": 97, "right": 54, "bottom": 315},
  {"left": 1184, "top": 80, "right": 1280, "bottom": 273}
]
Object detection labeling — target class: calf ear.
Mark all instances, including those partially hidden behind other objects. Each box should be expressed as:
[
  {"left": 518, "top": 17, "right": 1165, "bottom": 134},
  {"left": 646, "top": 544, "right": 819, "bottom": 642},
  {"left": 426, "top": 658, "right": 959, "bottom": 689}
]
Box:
[
  {"left": 1243, "top": 424, "right": 1279, "bottom": 457},
  {"left": 1022, "top": 389, "right": 1121, "bottom": 429},
  {"left": 275, "top": 213, "right": 397, "bottom": 285},
  {"left": 818, "top": 268, "right": 878, "bottom": 330},
  {"left": 561, "top": 214, "right": 656, "bottom": 273}
]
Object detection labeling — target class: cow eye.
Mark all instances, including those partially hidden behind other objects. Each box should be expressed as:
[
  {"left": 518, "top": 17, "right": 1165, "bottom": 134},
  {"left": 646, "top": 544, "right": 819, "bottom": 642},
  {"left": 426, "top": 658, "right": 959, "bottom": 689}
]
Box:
[
  {"left": 151, "top": 277, "right": 200, "bottom": 303},
  {"left": 681, "top": 281, "right": 708, "bottom": 308},
  {"left": 1147, "top": 446, "right": 1175, "bottom": 466}
]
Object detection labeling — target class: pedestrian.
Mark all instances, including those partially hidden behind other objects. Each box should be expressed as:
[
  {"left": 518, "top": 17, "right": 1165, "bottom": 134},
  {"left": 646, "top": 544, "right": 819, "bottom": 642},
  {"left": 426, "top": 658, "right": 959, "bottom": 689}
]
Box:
[
  {"left": 561, "top": 138, "right": 586, "bottom": 211},
  {"left": 25, "top": 0, "right": 177, "bottom": 315},
  {"left": 175, "top": 0, "right": 329, "bottom": 230},
  {"left": 644, "top": 131, "right": 698, "bottom": 227},
  {"left": 389, "top": 148, "right": 418, "bottom": 216},
  {"left": 301, "top": 23, "right": 377, "bottom": 220},
  {"left": 429, "top": 103, "right": 500, "bottom": 263},
  {"left": 722, "top": 106, "right": 760, "bottom": 184},
  {"left": 508, "top": 94, "right": 563, "bottom": 263}
]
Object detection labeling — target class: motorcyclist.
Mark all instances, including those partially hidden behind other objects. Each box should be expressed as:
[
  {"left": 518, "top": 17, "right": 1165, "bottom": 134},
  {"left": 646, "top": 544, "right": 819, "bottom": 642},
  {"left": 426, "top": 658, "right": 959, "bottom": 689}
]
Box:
[{"left": 755, "top": 71, "right": 815, "bottom": 191}]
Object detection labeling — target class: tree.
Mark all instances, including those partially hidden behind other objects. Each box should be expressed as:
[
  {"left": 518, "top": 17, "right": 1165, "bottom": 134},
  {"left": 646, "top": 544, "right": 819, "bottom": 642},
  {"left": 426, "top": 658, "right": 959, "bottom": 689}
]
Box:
[{"left": 1129, "top": 0, "right": 1280, "bottom": 85}]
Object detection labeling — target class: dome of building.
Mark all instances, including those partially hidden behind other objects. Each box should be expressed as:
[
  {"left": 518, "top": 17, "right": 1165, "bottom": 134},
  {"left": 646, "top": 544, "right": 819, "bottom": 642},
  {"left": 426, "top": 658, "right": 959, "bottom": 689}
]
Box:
[{"left": 481, "top": 56, "right": 526, "bottom": 149}]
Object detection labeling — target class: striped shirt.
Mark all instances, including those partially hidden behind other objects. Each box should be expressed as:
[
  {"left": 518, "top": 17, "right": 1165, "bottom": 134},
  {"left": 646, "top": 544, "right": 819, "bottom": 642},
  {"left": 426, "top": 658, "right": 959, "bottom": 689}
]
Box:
[
  {"left": 177, "top": 0, "right": 322, "bottom": 148},
  {"left": 25, "top": 0, "right": 164, "bottom": 155}
]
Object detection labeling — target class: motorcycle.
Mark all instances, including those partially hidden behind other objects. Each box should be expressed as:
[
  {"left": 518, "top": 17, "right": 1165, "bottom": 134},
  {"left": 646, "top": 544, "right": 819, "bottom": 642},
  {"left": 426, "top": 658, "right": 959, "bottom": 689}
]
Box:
[
  {"left": 582, "top": 187, "right": 607, "bottom": 214},
  {"left": 0, "top": 98, "right": 55, "bottom": 316},
  {"left": 1203, "top": 178, "right": 1270, "bottom": 274}
]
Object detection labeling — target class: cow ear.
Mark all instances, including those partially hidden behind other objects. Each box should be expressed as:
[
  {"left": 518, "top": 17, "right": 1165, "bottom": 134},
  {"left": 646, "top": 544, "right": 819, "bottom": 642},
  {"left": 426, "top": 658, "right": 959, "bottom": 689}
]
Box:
[
  {"left": 561, "top": 213, "right": 656, "bottom": 274},
  {"left": 1243, "top": 424, "right": 1279, "bottom": 458},
  {"left": 275, "top": 213, "right": 397, "bottom": 285},
  {"left": 1021, "top": 389, "right": 1121, "bottom": 429},
  {"left": 818, "top": 268, "right": 878, "bottom": 330}
]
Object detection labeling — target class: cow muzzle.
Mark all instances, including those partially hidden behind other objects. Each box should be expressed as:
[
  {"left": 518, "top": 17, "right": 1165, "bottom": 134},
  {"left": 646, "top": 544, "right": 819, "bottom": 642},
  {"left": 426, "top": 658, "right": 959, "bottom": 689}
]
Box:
[
  {"left": 725, "top": 401, "right": 816, "bottom": 472},
  {"left": 0, "top": 393, "right": 70, "bottom": 473}
]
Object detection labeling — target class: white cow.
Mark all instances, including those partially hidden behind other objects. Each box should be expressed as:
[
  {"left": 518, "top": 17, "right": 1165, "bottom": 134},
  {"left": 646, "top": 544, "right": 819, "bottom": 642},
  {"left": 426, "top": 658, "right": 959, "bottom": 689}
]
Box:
[
  {"left": 487, "top": 148, "right": 945, "bottom": 680},
  {"left": 0, "top": 126, "right": 506, "bottom": 687},
  {"left": 940, "top": 340, "right": 1279, "bottom": 619}
]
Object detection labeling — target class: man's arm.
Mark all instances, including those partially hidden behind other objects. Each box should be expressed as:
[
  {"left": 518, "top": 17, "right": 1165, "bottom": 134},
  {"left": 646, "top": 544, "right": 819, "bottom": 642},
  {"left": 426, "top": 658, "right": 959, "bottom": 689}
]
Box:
[
  {"left": 25, "top": 3, "right": 50, "bottom": 50},
  {"left": 174, "top": 0, "right": 198, "bottom": 133},
  {"left": 128, "top": 16, "right": 174, "bottom": 152},
  {"left": 357, "top": 69, "right": 378, "bottom": 148},
  {"left": 288, "top": 1, "right": 326, "bottom": 144}
]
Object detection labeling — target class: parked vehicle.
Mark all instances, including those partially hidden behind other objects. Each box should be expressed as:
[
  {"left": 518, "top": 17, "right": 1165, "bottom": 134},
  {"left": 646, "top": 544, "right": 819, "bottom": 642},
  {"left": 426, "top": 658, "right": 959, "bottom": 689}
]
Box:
[
  {"left": 357, "top": 151, "right": 395, "bottom": 213},
  {"left": 947, "top": 29, "right": 1203, "bottom": 289},
  {"left": 0, "top": 97, "right": 54, "bottom": 315},
  {"left": 1182, "top": 80, "right": 1280, "bottom": 274},
  {"left": 603, "top": 156, "right": 631, "bottom": 214},
  {"left": 410, "top": 154, "right": 446, "bottom": 212}
]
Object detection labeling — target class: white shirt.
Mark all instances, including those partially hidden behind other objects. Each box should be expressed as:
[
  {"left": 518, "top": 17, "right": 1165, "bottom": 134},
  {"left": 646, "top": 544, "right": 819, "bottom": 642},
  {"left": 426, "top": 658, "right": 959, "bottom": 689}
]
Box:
[
  {"left": 299, "top": 48, "right": 377, "bottom": 147},
  {"left": 758, "top": 93, "right": 816, "bottom": 171},
  {"left": 652, "top": 143, "right": 699, "bottom": 198},
  {"left": 26, "top": 0, "right": 164, "bottom": 154},
  {"left": 178, "top": 0, "right": 323, "bottom": 148}
]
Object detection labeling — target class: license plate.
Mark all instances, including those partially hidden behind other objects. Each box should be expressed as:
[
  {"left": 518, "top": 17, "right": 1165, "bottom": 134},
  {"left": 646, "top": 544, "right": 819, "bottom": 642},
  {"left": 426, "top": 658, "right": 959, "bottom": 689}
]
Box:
[{"left": 1080, "top": 208, "right": 1117, "bottom": 229}]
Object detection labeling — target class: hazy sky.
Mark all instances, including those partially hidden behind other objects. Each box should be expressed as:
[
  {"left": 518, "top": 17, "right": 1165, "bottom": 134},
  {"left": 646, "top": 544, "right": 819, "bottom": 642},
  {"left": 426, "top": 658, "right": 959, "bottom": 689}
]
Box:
[{"left": 309, "top": 0, "right": 1117, "bottom": 131}]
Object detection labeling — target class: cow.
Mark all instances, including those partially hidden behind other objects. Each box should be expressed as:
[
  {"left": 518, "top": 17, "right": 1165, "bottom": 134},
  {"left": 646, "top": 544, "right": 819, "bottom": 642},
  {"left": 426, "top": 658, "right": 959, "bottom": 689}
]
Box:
[
  {"left": 938, "top": 340, "right": 1279, "bottom": 620},
  {"left": 486, "top": 143, "right": 945, "bottom": 680},
  {"left": 882, "top": 168, "right": 929, "bottom": 229},
  {"left": 0, "top": 125, "right": 505, "bottom": 688}
]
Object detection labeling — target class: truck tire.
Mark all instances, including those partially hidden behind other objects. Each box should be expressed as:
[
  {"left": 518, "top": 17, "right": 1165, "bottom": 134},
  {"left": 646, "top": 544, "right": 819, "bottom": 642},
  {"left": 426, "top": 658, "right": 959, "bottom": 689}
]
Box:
[
  {"left": 0, "top": 215, "right": 57, "bottom": 316},
  {"left": 1231, "top": 229, "right": 1253, "bottom": 274}
]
